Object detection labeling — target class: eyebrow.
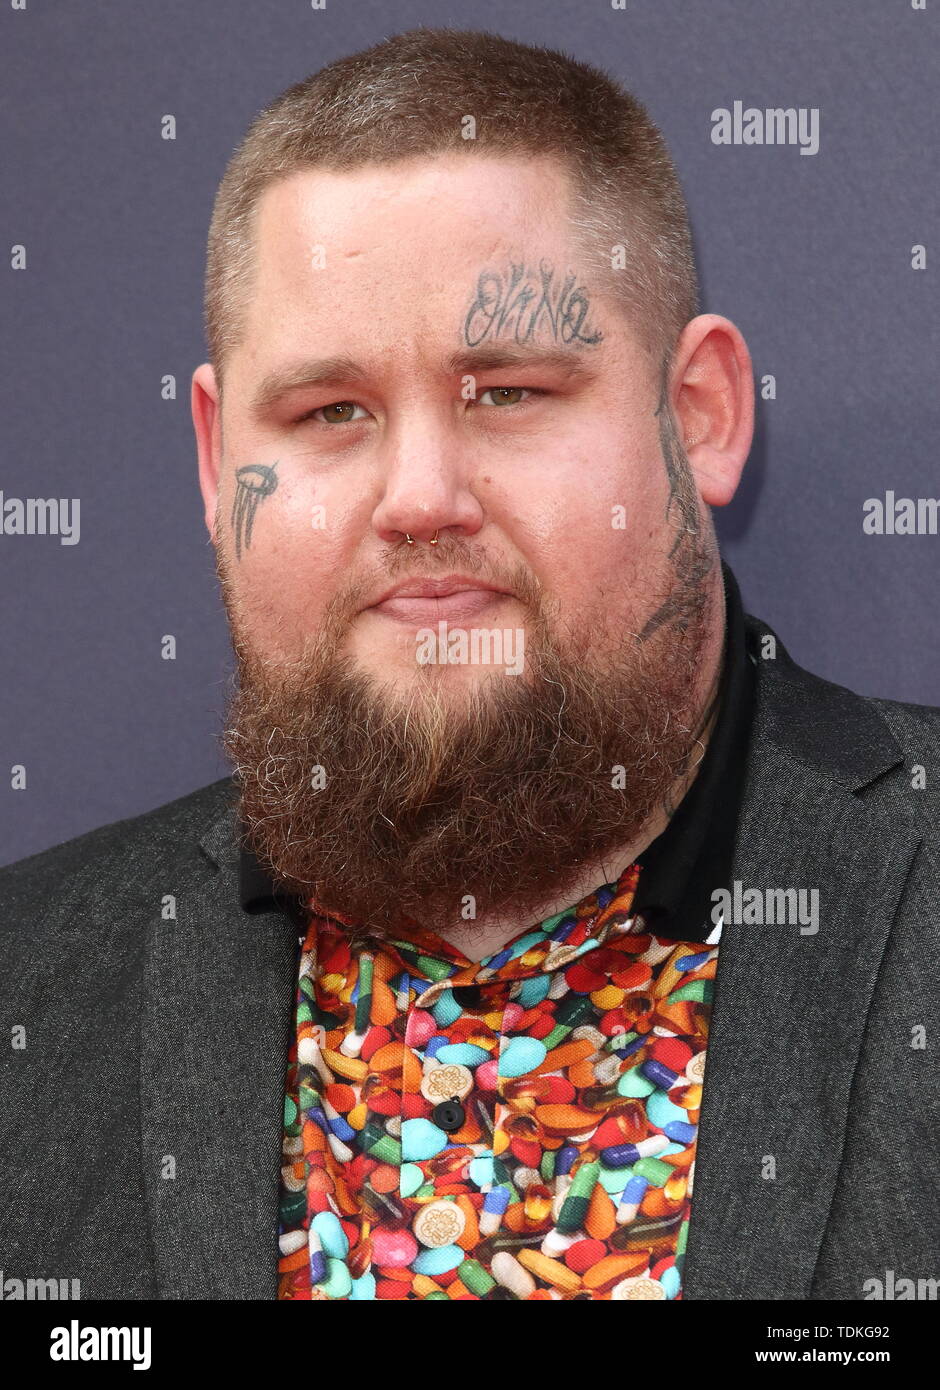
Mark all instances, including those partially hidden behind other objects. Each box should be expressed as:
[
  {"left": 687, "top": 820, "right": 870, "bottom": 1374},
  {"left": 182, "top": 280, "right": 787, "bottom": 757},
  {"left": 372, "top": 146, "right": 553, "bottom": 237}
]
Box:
[
  {"left": 441, "top": 345, "right": 601, "bottom": 382},
  {"left": 250, "top": 356, "right": 369, "bottom": 415},
  {"left": 250, "top": 344, "right": 600, "bottom": 414}
]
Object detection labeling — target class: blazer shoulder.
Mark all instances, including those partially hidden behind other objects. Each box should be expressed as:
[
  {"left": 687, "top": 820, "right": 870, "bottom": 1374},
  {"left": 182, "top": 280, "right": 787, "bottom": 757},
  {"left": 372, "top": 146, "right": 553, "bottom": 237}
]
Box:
[
  {"left": 863, "top": 693, "right": 940, "bottom": 820},
  {"left": 866, "top": 691, "right": 940, "bottom": 749},
  {"left": 744, "top": 610, "right": 940, "bottom": 811},
  {"left": 0, "top": 777, "right": 236, "bottom": 929},
  {"left": 746, "top": 613, "right": 939, "bottom": 724}
]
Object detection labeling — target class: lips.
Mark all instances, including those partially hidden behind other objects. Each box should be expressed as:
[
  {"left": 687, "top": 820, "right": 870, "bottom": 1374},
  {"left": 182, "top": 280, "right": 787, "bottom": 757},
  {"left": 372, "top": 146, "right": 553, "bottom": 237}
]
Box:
[{"left": 365, "top": 575, "right": 513, "bottom": 623}]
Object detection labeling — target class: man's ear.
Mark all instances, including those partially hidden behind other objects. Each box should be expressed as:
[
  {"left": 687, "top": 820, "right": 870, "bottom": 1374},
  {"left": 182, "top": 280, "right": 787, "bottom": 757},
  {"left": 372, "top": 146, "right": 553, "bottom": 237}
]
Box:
[
  {"left": 192, "top": 362, "right": 223, "bottom": 540},
  {"left": 666, "top": 314, "right": 754, "bottom": 507}
]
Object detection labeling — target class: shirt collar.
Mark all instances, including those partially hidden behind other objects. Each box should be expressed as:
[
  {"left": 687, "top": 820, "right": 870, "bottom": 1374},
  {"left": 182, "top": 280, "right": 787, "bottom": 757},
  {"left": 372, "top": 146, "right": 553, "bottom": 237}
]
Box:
[
  {"left": 239, "top": 559, "right": 756, "bottom": 946},
  {"left": 313, "top": 861, "right": 647, "bottom": 998}
]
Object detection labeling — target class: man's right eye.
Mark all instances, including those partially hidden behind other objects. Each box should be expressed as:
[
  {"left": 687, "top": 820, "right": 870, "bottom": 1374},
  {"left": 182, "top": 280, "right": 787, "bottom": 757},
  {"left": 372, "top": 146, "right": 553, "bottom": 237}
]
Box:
[{"left": 299, "top": 401, "right": 368, "bottom": 425}]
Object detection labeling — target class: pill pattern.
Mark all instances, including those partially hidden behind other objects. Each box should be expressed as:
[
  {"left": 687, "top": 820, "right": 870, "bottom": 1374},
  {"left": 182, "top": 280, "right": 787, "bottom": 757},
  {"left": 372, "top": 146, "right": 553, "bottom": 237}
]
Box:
[{"left": 277, "top": 861, "right": 716, "bottom": 1300}]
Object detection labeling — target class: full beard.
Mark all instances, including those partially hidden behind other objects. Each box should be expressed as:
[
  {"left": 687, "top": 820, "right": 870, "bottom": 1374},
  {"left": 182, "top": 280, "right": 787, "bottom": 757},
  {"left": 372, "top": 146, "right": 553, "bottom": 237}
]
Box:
[{"left": 219, "top": 540, "right": 717, "bottom": 950}]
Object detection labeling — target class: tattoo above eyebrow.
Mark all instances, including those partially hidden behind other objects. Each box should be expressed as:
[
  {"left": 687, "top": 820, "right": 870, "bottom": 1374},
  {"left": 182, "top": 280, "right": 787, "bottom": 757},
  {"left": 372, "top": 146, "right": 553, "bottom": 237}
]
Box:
[
  {"left": 463, "top": 258, "right": 604, "bottom": 349},
  {"left": 231, "top": 461, "right": 278, "bottom": 560}
]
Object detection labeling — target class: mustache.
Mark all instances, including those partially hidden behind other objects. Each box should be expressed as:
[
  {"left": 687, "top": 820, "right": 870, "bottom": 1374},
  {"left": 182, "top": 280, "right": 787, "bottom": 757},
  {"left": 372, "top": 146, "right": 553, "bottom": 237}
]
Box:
[
  {"left": 338, "top": 538, "right": 543, "bottom": 627},
  {"left": 217, "top": 531, "right": 548, "bottom": 666}
]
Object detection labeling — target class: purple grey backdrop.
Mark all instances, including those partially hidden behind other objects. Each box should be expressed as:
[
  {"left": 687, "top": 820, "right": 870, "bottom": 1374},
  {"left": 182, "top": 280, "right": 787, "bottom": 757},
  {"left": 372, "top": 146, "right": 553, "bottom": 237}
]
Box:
[{"left": 2, "top": 0, "right": 937, "bottom": 866}]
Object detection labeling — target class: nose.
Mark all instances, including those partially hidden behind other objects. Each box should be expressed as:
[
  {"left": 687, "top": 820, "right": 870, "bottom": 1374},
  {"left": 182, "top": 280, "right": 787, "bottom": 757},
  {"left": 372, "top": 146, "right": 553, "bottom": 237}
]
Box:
[{"left": 371, "top": 411, "right": 485, "bottom": 547}]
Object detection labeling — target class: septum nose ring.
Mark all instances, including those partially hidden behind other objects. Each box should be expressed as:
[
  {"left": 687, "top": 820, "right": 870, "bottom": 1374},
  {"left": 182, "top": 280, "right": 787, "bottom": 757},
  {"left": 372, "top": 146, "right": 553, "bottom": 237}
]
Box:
[{"left": 405, "top": 532, "right": 439, "bottom": 545}]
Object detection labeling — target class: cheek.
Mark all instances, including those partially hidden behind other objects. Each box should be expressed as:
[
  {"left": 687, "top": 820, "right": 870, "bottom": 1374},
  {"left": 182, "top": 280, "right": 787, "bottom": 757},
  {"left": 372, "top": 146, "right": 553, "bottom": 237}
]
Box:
[
  {"left": 225, "top": 455, "right": 344, "bottom": 564},
  {"left": 222, "top": 478, "right": 350, "bottom": 657},
  {"left": 505, "top": 439, "right": 666, "bottom": 626},
  {"left": 531, "top": 430, "right": 661, "bottom": 533}
]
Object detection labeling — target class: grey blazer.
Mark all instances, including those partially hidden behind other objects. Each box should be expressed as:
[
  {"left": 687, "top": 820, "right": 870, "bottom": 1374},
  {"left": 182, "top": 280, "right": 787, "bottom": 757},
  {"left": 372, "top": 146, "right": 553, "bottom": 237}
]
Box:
[{"left": 1, "top": 608, "right": 938, "bottom": 1301}]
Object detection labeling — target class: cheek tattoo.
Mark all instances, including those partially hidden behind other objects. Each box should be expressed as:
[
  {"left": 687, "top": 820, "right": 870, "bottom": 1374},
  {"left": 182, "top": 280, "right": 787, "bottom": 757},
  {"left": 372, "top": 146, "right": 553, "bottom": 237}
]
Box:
[
  {"left": 231, "top": 461, "right": 279, "bottom": 561},
  {"left": 463, "top": 258, "right": 604, "bottom": 347}
]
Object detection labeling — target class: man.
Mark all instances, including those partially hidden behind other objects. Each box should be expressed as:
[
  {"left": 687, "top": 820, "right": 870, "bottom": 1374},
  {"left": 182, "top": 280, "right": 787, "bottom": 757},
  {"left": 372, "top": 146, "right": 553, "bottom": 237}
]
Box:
[{"left": 1, "top": 28, "right": 937, "bottom": 1303}]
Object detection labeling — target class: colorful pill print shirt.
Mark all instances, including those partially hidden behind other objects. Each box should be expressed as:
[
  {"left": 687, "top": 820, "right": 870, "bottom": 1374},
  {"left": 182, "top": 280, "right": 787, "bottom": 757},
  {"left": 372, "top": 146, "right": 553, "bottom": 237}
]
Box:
[{"left": 276, "top": 858, "right": 716, "bottom": 1301}]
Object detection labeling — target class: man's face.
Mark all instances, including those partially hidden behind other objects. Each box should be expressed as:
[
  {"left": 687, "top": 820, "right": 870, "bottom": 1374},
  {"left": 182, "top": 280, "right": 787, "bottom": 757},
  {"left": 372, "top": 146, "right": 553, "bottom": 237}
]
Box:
[
  {"left": 212, "top": 154, "right": 689, "bottom": 682},
  {"left": 197, "top": 153, "right": 720, "bottom": 937}
]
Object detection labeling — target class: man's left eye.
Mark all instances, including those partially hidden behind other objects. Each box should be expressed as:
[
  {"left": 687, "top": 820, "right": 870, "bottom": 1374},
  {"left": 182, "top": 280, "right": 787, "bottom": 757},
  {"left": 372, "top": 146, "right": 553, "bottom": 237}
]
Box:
[
  {"left": 477, "top": 387, "right": 537, "bottom": 407},
  {"left": 305, "top": 401, "right": 368, "bottom": 425}
]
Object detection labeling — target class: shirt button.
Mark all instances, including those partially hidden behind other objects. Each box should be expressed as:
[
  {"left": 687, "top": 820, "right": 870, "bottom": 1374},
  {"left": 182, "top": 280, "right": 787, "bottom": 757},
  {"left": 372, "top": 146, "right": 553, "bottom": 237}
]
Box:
[
  {"left": 413, "top": 1199, "right": 467, "bottom": 1248},
  {"left": 420, "top": 1064, "right": 474, "bottom": 1104},
  {"left": 430, "top": 1098, "right": 466, "bottom": 1132}
]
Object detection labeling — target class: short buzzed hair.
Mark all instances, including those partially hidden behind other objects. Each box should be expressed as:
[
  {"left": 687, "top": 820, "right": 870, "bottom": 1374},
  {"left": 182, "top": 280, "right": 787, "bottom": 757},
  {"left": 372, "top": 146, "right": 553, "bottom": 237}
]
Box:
[{"left": 204, "top": 26, "right": 699, "bottom": 392}]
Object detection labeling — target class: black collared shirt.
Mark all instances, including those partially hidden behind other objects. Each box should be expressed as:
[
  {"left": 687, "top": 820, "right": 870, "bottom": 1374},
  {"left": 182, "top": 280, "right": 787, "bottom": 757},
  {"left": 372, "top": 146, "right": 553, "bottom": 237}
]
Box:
[
  {"left": 631, "top": 559, "right": 756, "bottom": 942},
  {"left": 239, "top": 560, "right": 756, "bottom": 946}
]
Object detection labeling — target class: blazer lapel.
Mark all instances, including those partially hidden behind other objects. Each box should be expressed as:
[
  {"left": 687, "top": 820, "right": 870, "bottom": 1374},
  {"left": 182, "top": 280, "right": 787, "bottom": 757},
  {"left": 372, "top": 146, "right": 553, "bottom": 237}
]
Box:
[
  {"left": 683, "top": 622, "right": 922, "bottom": 1299},
  {"left": 140, "top": 792, "right": 299, "bottom": 1298}
]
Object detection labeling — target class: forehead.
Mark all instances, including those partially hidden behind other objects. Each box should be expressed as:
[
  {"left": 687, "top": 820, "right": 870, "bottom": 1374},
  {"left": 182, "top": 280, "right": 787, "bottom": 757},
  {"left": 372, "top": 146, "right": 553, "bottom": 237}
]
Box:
[{"left": 243, "top": 154, "right": 587, "bottom": 345}]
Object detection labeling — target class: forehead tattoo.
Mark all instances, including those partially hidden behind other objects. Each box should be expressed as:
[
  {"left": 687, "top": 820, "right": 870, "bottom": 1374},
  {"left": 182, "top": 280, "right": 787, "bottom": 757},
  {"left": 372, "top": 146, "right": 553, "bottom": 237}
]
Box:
[{"left": 463, "top": 258, "right": 604, "bottom": 348}]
